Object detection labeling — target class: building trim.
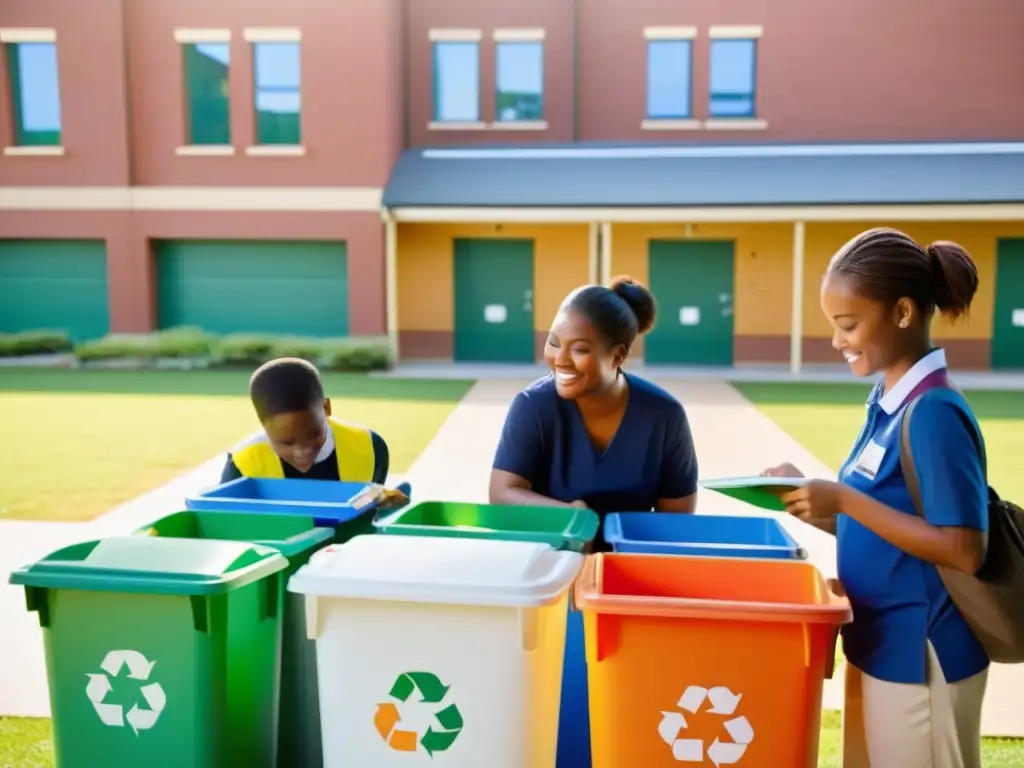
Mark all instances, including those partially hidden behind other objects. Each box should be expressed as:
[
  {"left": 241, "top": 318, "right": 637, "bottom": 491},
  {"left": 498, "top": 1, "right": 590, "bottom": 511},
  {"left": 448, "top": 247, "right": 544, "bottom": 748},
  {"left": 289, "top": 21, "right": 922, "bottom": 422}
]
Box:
[
  {"left": 709, "top": 25, "right": 764, "bottom": 39},
  {"left": 3, "top": 146, "right": 66, "bottom": 156},
  {"left": 427, "top": 121, "right": 487, "bottom": 131},
  {"left": 644, "top": 26, "right": 698, "bottom": 40},
  {"left": 175, "top": 145, "right": 236, "bottom": 157},
  {"left": 599, "top": 222, "right": 612, "bottom": 284},
  {"left": 0, "top": 186, "right": 383, "bottom": 212},
  {"left": 494, "top": 28, "right": 545, "bottom": 42},
  {"left": 388, "top": 204, "right": 1024, "bottom": 224},
  {"left": 243, "top": 27, "right": 302, "bottom": 43},
  {"left": 173, "top": 29, "right": 231, "bottom": 44},
  {"left": 490, "top": 120, "right": 549, "bottom": 131},
  {"left": 641, "top": 119, "right": 702, "bottom": 131},
  {"left": 704, "top": 118, "right": 768, "bottom": 131},
  {"left": 245, "top": 145, "right": 307, "bottom": 156},
  {"left": 0, "top": 28, "right": 57, "bottom": 43},
  {"left": 790, "top": 221, "right": 806, "bottom": 375},
  {"left": 588, "top": 222, "right": 600, "bottom": 284},
  {"left": 428, "top": 28, "right": 483, "bottom": 43}
]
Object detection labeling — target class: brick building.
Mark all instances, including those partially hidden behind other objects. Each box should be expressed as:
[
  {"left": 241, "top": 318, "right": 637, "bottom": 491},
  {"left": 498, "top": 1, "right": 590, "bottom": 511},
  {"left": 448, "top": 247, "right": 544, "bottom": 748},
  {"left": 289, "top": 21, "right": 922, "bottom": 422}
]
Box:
[{"left": 1, "top": 0, "right": 1023, "bottom": 369}]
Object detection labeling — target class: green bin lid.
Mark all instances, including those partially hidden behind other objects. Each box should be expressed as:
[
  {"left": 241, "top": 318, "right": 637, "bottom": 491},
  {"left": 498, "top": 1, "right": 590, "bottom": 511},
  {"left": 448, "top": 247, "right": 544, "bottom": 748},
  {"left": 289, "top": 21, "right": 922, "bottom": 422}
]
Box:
[{"left": 8, "top": 536, "right": 288, "bottom": 596}]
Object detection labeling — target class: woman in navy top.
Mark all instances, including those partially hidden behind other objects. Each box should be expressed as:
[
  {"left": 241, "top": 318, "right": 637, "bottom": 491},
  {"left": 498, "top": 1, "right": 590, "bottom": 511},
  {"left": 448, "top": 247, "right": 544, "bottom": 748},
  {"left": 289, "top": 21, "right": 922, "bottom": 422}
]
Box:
[
  {"left": 490, "top": 276, "right": 699, "bottom": 549},
  {"left": 764, "top": 228, "right": 989, "bottom": 768}
]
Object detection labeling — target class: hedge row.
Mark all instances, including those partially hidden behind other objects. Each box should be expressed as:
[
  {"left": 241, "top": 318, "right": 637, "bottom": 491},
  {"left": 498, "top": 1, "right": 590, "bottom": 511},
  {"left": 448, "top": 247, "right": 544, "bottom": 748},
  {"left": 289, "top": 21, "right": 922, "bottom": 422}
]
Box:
[{"left": 0, "top": 328, "right": 393, "bottom": 372}]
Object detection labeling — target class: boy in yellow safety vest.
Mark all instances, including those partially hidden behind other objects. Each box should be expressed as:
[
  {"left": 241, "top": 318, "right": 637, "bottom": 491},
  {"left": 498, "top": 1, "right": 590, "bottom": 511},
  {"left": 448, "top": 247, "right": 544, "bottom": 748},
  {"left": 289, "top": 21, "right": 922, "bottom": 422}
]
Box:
[{"left": 220, "top": 357, "right": 392, "bottom": 486}]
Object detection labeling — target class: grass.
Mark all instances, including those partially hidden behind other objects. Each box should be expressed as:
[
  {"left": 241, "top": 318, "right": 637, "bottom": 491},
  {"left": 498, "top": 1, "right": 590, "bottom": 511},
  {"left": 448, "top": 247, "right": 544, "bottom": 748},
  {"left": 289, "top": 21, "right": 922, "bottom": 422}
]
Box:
[
  {"left": 731, "top": 383, "right": 1024, "bottom": 502},
  {"left": 735, "top": 382, "right": 1024, "bottom": 763},
  {"left": 4, "top": 712, "right": 1022, "bottom": 767},
  {"left": 0, "top": 370, "right": 474, "bottom": 522}
]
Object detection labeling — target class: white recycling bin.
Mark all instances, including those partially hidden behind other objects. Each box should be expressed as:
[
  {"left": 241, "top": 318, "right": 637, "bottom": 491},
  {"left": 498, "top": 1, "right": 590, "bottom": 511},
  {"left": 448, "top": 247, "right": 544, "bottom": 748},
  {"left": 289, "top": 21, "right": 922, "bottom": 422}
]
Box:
[{"left": 287, "top": 534, "right": 583, "bottom": 768}]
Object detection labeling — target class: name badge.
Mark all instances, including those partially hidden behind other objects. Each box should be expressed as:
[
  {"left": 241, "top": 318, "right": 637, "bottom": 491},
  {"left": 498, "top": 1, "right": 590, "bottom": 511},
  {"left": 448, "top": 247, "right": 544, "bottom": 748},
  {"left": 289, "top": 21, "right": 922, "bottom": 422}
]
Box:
[{"left": 853, "top": 440, "right": 886, "bottom": 479}]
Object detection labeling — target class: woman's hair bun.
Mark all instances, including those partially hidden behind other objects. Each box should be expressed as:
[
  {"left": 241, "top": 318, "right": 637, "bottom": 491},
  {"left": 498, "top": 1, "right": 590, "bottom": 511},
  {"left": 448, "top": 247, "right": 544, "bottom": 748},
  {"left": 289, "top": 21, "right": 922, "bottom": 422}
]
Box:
[
  {"left": 610, "top": 275, "right": 657, "bottom": 335},
  {"left": 926, "top": 241, "right": 979, "bottom": 321}
]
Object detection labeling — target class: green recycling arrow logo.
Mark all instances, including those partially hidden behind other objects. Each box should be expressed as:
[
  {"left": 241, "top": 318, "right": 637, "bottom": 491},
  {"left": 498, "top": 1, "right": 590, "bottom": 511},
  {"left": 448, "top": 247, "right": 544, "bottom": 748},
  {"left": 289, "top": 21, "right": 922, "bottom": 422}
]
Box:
[{"left": 374, "top": 671, "right": 463, "bottom": 758}]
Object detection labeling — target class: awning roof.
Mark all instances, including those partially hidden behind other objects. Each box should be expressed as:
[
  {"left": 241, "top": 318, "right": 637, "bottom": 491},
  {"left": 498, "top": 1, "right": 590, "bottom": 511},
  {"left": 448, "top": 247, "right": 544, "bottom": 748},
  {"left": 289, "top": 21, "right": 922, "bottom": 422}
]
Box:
[{"left": 382, "top": 141, "right": 1024, "bottom": 209}]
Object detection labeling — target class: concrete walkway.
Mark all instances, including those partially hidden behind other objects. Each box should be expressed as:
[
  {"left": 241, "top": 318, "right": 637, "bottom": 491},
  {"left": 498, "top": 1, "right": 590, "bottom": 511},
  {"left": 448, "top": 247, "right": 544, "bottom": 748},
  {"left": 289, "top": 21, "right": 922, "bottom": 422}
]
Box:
[{"left": 2, "top": 377, "right": 1021, "bottom": 736}]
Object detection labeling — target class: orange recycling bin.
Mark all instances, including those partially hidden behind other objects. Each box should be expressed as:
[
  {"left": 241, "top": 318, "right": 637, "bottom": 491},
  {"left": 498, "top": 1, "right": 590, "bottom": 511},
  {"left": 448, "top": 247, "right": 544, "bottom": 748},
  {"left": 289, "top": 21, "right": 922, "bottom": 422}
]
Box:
[{"left": 575, "top": 553, "right": 852, "bottom": 768}]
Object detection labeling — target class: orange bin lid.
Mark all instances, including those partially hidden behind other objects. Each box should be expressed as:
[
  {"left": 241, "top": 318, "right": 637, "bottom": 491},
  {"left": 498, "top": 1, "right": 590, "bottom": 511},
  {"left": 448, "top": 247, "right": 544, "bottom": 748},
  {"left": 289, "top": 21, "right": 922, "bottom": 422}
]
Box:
[{"left": 574, "top": 552, "right": 852, "bottom": 626}]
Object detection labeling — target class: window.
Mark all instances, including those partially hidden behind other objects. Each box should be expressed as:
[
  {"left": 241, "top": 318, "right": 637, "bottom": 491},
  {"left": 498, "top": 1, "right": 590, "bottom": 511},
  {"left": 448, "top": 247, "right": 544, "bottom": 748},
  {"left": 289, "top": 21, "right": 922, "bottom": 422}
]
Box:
[
  {"left": 709, "top": 39, "right": 757, "bottom": 118},
  {"left": 4, "top": 38, "right": 62, "bottom": 146},
  {"left": 646, "top": 40, "right": 692, "bottom": 120},
  {"left": 253, "top": 41, "right": 301, "bottom": 145},
  {"left": 182, "top": 41, "right": 231, "bottom": 145},
  {"left": 432, "top": 41, "right": 479, "bottom": 123},
  {"left": 495, "top": 40, "right": 543, "bottom": 122}
]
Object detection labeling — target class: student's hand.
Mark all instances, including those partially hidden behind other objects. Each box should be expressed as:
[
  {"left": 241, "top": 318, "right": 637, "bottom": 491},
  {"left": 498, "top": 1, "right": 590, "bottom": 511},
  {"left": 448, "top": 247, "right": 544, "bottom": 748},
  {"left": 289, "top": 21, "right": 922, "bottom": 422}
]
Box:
[
  {"left": 780, "top": 480, "right": 846, "bottom": 521},
  {"left": 377, "top": 488, "right": 410, "bottom": 510},
  {"left": 760, "top": 462, "right": 805, "bottom": 478},
  {"left": 570, "top": 499, "right": 590, "bottom": 510}
]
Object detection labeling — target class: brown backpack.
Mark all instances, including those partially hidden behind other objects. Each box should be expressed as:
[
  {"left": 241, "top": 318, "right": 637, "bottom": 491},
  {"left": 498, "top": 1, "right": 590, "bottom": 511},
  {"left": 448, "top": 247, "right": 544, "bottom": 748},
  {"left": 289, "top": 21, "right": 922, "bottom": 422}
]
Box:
[{"left": 900, "top": 394, "right": 1024, "bottom": 664}]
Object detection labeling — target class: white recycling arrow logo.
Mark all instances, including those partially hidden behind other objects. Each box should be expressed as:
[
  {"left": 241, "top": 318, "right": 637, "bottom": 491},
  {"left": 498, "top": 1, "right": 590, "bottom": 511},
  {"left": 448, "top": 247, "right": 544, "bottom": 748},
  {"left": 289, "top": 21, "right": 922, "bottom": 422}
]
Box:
[
  {"left": 85, "top": 649, "right": 166, "bottom": 735},
  {"left": 658, "top": 685, "right": 754, "bottom": 766}
]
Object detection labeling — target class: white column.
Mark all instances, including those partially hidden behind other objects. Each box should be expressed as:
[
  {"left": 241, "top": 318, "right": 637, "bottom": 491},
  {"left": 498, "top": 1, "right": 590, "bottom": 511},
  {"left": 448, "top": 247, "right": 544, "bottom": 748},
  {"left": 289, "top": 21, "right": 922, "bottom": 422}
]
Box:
[
  {"left": 385, "top": 216, "right": 399, "bottom": 360},
  {"left": 790, "top": 220, "right": 806, "bottom": 375},
  {"left": 587, "top": 222, "right": 599, "bottom": 284},
  {"left": 599, "top": 222, "right": 613, "bottom": 285}
]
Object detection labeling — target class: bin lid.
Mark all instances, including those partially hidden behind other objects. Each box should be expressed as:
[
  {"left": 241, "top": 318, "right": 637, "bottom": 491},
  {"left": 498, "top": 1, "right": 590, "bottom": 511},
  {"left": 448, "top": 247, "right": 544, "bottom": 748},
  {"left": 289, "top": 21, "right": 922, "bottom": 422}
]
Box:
[
  {"left": 8, "top": 536, "right": 288, "bottom": 596},
  {"left": 288, "top": 534, "right": 582, "bottom": 608}
]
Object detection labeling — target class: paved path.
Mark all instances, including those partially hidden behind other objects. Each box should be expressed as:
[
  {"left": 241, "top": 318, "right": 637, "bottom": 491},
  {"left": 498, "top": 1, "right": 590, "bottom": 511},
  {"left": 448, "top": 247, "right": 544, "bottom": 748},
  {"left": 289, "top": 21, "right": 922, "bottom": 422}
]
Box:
[{"left": 2, "top": 377, "right": 1021, "bottom": 736}]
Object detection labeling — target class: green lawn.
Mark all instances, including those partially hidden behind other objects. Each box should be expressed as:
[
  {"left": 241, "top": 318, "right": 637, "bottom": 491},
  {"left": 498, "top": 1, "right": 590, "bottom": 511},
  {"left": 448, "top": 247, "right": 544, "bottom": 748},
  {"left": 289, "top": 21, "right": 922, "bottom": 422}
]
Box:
[
  {"left": 0, "top": 370, "right": 474, "bottom": 522},
  {"left": 5, "top": 711, "right": 1022, "bottom": 767},
  {"left": 732, "top": 383, "right": 1024, "bottom": 502},
  {"left": 735, "top": 382, "right": 1024, "bottom": 764}
]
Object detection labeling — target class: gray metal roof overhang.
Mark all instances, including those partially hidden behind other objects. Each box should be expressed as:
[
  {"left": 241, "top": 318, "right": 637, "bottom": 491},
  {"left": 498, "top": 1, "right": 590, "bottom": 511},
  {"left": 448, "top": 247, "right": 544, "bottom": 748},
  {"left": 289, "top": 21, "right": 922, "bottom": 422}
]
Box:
[{"left": 382, "top": 141, "right": 1024, "bottom": 209}]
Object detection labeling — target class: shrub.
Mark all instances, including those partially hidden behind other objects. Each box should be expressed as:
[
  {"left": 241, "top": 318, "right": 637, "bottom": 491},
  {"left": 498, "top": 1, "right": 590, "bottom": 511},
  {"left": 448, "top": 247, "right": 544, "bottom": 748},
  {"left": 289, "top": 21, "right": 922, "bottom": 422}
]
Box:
[
  {"left": 318, "top": 336, "right": 393, "bottom": 372},
  {"left": 216, "top": 334, "right": 276, "bottom": 367},
  {"left": 0, "top": 329, "right": 73, "bottom": 357},
  {"left": 74, "top": 327, "right": 216, "bottom": 363}
]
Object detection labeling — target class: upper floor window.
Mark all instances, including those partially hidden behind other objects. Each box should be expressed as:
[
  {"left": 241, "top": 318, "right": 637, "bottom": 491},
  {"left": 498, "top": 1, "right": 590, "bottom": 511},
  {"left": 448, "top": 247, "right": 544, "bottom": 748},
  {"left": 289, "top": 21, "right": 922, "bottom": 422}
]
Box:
[
  {"left": 708, "top": 32, "right": 758, "bottom": 118},
  {"left": 248, "top": 30, "right": 302, "bottom": 146},
  {"left": 494, "top": 30, "right": 544, "bottom": 123},
  {"left": 645, "top": 35, "right": 694, "bottom": 120},
  {"left": 178, "top": 31, "right": 231, "bottom": 146},
  {"left": 2, "top": 29, "right": 62, "bottom": 148},
  {"left": 430, "top": 29, "right": 481, "bottom": 124}
]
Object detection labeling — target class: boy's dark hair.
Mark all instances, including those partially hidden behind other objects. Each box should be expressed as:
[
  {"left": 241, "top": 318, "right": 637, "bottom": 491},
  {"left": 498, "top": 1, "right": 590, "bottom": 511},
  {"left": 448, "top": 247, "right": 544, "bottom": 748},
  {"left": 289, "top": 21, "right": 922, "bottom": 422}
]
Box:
[{"left": 249, "top": 357, "right": 325, "bottom": 422}]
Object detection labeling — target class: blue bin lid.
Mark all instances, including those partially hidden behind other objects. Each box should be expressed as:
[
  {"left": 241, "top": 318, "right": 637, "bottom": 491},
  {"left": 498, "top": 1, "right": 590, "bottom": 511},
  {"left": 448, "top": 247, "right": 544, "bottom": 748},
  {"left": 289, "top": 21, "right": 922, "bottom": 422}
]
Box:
[
  {"left": 186, "top": 478, "right": 384, "bottom": 524},
  {"left": 603, "top": 512, "right": 805, "bottom": 559}
]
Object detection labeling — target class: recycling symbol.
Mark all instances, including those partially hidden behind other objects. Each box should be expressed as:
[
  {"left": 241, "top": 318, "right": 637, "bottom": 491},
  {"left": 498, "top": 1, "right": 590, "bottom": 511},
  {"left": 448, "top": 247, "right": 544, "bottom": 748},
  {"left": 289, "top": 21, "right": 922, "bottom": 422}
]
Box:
[
  {"left": 85, "top": 650, "right": 166, "bottom": 736},
  {"left": 659, "top": 685, "right": 754, "bottom": 766},
  {"left": 374, "top": 671, "right": 463, "bottom": 758}
]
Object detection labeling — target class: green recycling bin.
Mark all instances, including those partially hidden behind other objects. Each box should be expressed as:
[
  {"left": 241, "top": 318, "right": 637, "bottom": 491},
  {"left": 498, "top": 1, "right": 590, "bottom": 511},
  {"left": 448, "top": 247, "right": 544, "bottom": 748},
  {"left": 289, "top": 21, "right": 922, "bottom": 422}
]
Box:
[
  {"left": 9, "top": 535, "right": 288, "bottom": 768},
  {"left": 137, "top": 511, "right": 334, "bottom": 768},
  {"left": 373, "top": 500, "right": 599, "bottom": 552}
]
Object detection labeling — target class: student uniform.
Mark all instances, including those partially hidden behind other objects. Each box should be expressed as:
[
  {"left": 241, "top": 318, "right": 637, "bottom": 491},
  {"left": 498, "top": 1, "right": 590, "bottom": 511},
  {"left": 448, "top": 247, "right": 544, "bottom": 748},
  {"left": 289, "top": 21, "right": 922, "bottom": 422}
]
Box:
[
  {"left": 220, "top": 418, "right": 390, "bottom": 484},
  {"left": 492, "top": 372, "right": 699, "bottom": 549},
  {"left": 837, "top": 348, "right": 989, "bottom": 768}
]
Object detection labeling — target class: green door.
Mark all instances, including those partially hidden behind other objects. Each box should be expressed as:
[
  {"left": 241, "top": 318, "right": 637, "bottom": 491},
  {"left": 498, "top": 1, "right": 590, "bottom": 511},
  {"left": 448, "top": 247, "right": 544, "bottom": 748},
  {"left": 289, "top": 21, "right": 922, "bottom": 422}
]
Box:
[
  {"left": 992, "top": 238, "right": 1024, "bottom": 369},
  {"left": 644, "top": 240, "right": 735, "bottom": 366},
  {"left": 0, "top": 240, "right": 109, "bottom": 341},
  {"left": 453, "top": 238, "right": 535, "bottom": 362},
  {"left": 157, "top": 240, "right": 348, "bottom": 336}
]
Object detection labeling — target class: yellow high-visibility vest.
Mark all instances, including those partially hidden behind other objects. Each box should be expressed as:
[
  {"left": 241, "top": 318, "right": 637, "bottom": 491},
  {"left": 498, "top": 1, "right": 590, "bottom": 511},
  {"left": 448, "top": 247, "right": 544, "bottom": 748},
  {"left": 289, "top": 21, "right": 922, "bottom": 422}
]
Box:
[{"left": 232, "top": 419, "right": 376, "bottom": 482}]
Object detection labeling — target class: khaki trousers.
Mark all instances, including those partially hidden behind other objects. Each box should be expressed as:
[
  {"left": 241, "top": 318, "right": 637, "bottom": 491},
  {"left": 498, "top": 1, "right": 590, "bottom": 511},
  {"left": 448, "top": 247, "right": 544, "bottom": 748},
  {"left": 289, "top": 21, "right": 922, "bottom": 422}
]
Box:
[{"left": 843, "top": 642, "right": 988, "bottom": 768}]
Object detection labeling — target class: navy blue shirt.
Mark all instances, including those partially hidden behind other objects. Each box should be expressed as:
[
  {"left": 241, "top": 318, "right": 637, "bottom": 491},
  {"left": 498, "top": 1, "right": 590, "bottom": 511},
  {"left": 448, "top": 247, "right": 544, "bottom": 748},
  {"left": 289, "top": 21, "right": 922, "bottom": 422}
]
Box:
[
  {"left": 837, "top": 348, "right": 989, "bottom": 684},
  {"left": 492, "top": 373, "right": 699, "bottom": 546}
]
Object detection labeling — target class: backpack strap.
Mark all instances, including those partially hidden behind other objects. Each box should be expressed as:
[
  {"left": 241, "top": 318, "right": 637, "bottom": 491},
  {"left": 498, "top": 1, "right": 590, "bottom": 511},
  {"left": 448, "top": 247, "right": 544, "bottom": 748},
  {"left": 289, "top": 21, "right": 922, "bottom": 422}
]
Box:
[{"left": 899, "top": 396, "right": 927, "bottom": 519}]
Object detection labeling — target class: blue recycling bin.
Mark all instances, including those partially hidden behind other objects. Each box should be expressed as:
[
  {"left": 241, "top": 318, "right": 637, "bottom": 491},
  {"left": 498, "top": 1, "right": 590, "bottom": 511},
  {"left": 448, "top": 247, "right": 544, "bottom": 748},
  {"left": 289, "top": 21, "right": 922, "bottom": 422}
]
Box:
[
  {"left": 603, "top": 511, "right": 807, "bottom": 559},
  {"left": 186, "top": 478, "right": 411, "bottom": 534}
]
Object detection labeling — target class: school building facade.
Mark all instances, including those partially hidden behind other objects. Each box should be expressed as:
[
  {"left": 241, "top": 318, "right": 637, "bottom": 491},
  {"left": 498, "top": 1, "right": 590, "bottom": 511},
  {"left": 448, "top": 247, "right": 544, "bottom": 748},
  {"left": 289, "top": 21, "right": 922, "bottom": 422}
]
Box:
[{"left": 2, "top": 0, "right": 1023, "bottom": 370}]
